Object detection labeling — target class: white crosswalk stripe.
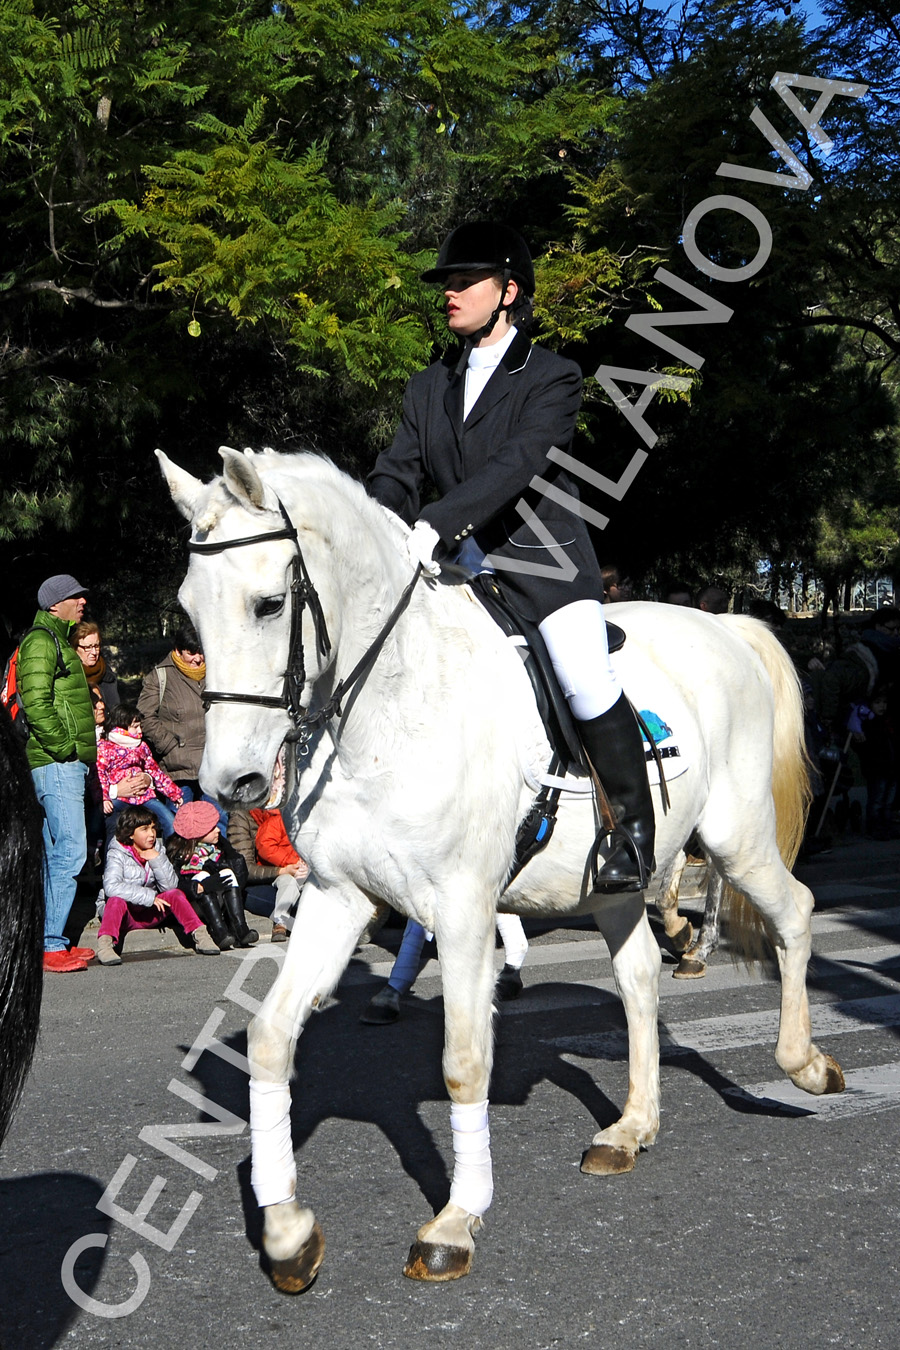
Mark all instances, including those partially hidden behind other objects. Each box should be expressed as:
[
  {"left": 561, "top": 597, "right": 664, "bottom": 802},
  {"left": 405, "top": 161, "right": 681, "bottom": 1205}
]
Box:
[
  {"left": 723, "top": 1062, "right": 900, "bottom": 1119},
  {"left": 352, "top": 896, "right": 900, "bottom": 1121},
  {"left": 547, "top": 993, "right": 900, "bottom": 1060}
]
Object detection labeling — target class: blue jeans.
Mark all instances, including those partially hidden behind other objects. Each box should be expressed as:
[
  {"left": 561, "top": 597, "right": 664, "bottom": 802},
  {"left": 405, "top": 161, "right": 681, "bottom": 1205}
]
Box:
[
  {"left": 32, "top": 760, "right": 89, "bottom": 953},
  {"left": 106, "top": 796, "right": 179, "bottom": 843}
]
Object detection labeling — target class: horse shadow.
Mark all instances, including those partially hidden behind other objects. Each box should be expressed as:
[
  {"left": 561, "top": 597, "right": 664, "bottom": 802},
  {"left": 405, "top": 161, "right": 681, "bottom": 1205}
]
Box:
[
  {"left": 0, "top": 1173, "right": 110, "bottom": 1350},
  {"left": 183, "top": 960, "right": 837, "bottom": 1262}
]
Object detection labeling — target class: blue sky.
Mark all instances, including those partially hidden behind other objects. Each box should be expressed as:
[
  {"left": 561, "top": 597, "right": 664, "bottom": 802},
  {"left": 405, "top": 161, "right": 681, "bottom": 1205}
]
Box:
[{"left": 644, "top": 1, "right": 830, "bottom": 28}]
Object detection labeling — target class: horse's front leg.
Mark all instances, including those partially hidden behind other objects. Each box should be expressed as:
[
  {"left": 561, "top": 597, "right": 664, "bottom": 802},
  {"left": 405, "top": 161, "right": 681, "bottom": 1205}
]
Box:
[
  {"left": 403, "top": 887, "right": 497, "bottom": 1283},
  {"left": 248, "top": 879, "right": 370, "bottom": 1294},
  {"left": 582, "top": 890, "right": 662, "bottom": 1175}
]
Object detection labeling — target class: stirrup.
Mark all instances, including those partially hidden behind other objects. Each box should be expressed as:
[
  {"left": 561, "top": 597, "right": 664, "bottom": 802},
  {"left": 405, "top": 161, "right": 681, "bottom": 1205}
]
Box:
[{"left": 589, "top": 822, "right": 651, "bottom": 894}]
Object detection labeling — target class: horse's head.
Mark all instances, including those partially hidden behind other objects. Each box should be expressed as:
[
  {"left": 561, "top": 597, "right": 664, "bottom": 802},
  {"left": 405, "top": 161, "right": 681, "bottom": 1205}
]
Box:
[{"left": 157, "top": 446, "right": 338, "bottom": 807}]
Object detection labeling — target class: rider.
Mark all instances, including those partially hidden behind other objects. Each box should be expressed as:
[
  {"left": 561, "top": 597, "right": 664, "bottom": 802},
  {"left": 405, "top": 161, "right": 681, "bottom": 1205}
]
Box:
[{"left": 368, "top": 221, "right": 654, "bottom": 892}]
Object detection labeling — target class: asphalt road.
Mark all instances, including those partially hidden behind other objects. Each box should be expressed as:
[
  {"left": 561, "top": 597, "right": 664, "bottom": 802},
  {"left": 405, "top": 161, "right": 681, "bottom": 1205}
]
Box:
[{"left": 3, "top": 833, "right": 899, "bottom": 1350}]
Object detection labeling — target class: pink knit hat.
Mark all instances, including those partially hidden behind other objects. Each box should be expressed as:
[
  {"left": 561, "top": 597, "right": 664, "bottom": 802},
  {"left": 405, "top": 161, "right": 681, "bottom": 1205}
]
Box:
[{"left": 173, "top": 800, "right": 221, "bottom": 840}]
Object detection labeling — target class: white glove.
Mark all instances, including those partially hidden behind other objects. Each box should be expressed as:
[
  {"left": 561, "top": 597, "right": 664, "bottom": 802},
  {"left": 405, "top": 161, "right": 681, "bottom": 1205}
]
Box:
[
  {"left": 219, "top": 868, "right": 238, "bottom": 886},
  {"left": 193, "top": 870, "right": 210, "bottom": 883},
  {"left": 406, "top": 521, "right": 441, "bottom": 578}
]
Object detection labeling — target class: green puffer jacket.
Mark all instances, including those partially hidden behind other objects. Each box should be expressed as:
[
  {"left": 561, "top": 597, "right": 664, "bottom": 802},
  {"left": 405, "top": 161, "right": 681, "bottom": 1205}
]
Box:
[{"left": 17, "top": 611, "right": 97, "bottom": 769}]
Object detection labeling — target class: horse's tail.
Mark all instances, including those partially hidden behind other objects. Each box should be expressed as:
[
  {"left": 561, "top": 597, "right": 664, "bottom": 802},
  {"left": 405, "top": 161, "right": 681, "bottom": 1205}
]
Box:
[
  {"left": 716, "top": 615, "right": 811, "bottom": 963},
  {"left": 0, "top": 704, "right": 45, "bottom": 1147}
]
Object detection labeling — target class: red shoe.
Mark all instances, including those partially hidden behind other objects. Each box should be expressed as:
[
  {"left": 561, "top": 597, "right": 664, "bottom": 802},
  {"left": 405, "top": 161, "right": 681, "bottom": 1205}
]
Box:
[
  {"left": 68, "top": 947, "right": 97, "bottom": 963},
  {"left": 43, "top": 951, "right": 88, "bottom": 973}
]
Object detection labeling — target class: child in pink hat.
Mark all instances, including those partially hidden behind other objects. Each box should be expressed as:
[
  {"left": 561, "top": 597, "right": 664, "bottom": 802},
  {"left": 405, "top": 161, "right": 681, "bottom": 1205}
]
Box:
[{"left": 167, "top": 801, "right": 258, "bottom": 951}]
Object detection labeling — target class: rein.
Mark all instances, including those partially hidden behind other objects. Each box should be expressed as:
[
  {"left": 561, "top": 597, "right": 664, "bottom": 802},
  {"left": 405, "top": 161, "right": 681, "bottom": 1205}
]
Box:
[{"left": 187, "top": 495, "right": 422, "bottom": 751}]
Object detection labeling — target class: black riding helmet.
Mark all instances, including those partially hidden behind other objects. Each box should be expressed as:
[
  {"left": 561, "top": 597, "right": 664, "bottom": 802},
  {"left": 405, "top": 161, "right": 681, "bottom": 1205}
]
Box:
[
  {"left": 423, "top": 223, "right": 534, "bottom": 369},
  {"left": 421, "top": 222, "right": 535, "bottom": 293}
]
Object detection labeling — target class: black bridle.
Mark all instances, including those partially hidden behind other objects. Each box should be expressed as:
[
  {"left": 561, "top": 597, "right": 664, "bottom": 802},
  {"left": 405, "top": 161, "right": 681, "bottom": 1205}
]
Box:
[{"left": 187, "top": 495, "right": 422, "bottom": 752}]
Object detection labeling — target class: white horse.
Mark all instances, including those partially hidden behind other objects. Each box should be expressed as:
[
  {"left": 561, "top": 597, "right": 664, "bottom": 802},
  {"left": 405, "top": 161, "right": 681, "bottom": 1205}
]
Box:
[{"left": 158, "top": 446, "right": 844, "bottom": 1293}]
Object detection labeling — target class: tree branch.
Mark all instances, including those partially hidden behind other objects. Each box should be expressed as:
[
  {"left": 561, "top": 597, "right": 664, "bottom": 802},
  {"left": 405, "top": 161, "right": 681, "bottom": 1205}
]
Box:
[
  {"left": 3, "top": 281, "right": 155, "bottom": 310},
  {"left": 792, "top": 311, "right": 900, "bottom": 357}
]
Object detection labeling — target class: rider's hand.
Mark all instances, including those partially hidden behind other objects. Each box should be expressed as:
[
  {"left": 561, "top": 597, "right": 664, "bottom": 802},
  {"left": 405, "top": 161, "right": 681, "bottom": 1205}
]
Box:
[{"left": 406, "top": 521, "right": 441, "bottom": 578}]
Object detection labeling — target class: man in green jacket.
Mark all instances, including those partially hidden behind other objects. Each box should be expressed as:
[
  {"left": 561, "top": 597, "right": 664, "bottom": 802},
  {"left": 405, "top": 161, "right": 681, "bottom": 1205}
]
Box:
[{"left": 18, "top": 574, "right": 98, "bottom": 973}]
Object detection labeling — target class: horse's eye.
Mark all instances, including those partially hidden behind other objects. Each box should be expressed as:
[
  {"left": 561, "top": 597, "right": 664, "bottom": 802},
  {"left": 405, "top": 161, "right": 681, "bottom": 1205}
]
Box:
[{"left": 255, "top": 596, "right": 285, "bottom": 619}]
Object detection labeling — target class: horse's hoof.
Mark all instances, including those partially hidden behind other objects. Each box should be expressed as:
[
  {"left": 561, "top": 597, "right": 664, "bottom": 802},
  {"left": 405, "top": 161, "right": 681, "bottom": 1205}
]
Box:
[
  {"left": 788, "top": 1050, "right": 847, "bottom": 1096},
  {"left": 580, "top": 1144, "right": 635, "bottom": 1175},
  {"left": 268, "top": 1220, "right": 326, "bottom": 1294},
  {"left": 404, "top": 1240, "right": 473, "bottom": 1282},
  {"left": 672, "top": 956, "right": 707, "bottom": 979},
  {"left": 822, "top": 1053, "right": 845, "bottom": 1094},
  {"left": 495, "top": 964, "right": 523, "bottom": 1001},
  {"left": 670, "top": 921, "right": 694, "bottom": 954}
]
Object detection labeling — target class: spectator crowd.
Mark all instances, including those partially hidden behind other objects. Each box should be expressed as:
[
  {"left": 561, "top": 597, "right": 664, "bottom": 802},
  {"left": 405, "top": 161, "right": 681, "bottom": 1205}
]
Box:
[
  {"left": 7, "top": 569, "right": 900, "bottom": 976},
  {"left": 9, "top": 572, "right": 306, "bottom": 974}
]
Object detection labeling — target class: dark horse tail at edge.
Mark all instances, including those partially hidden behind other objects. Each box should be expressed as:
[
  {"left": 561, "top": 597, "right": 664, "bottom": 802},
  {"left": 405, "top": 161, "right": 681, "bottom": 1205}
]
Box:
[{"left": 0, "top": 702, "right": 45, "bottom": 1147}]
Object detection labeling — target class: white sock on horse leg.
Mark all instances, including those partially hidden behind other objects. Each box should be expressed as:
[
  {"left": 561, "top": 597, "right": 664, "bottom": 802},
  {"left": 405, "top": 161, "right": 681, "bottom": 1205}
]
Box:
[
  {"left": 388, "top": 919, "right": 428, "bottom": 994},
  {"left": 495, "top": 913, "right": 528, "bottom": 970},
  {"left": 539, "top": 600, "right": 621, "bottom": 721},
  {"left": 448, "top": 1099, "right": 493, "bottom": 1217},
  {"left": 249, "top": 1079, "right": 297, "bottom": 1207}
]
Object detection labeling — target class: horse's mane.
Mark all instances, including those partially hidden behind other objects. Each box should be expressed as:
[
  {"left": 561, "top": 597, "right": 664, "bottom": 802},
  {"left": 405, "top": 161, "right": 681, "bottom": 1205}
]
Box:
[{"left": 196, "top": 450, "right": 407, "bottom": 551}]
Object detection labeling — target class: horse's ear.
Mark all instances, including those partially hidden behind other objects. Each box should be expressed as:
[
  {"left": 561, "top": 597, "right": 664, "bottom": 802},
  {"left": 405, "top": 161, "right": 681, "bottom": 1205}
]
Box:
[
  {"left": 156, "top": 450, "right": 203, "bottom": 522},
  {"left": 219, "top": 445, "right": 270, "bottom": 511}
]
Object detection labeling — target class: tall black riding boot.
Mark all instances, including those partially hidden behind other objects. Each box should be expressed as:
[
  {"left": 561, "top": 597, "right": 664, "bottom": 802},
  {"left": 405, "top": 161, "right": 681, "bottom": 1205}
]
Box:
[
  {"left": 579, "top": 692, "right": 656, "bottom": 893},
  {"left": 222, "top": 887, "right": 259, "bottom": 947},
  {"left": 192, "top": 892, "right": 236, "bottom": 952}
]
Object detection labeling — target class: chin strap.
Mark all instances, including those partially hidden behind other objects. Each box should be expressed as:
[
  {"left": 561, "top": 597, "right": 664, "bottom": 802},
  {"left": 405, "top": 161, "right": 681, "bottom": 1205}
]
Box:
[{"left": 452, "top": 267, "right": 514, "bottom": 379}]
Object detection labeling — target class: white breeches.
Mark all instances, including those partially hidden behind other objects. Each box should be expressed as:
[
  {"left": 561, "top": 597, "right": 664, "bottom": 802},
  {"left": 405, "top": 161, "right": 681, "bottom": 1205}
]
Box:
[{"left": 538, "top": 599, "right": 621, "bottom": 721}]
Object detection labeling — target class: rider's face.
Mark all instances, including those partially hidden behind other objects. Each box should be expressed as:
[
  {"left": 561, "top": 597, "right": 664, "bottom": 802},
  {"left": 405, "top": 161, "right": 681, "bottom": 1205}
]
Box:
[{"left": 444, "top": 271, "right": 517, "bottom": 342}]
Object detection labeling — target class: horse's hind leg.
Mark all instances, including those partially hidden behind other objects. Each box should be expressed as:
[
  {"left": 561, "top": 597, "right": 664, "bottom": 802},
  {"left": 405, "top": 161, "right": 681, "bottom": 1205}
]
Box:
[
  {"left": 582, "top": 890, "right": 662, "bottom": 1175},
  {"left": 655, "top": 850, "right": 694, "bottom": 955},
  {"left": 249, "top": 880, "right": 370, "bottom": 1293},
  {"left": 710, "top": 843, "right": 844, "bottom": 1095},
  {"left": 673, "top": 868, "right": 723, "bottom": 979},
  {"left": 404, "top": 887, "right": 497, "bottom": 1283}
]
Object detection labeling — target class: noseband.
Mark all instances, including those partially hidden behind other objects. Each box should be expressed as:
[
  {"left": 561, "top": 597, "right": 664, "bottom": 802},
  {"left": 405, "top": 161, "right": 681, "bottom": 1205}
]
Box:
[{"left": 187, "top": 494, "right": 422, "bottom": 752}]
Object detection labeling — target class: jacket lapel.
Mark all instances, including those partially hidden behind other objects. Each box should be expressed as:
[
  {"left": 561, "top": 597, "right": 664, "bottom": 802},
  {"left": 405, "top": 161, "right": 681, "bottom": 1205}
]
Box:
[{"left": 442, "top": 357, "right": 465, "bottom": 447}]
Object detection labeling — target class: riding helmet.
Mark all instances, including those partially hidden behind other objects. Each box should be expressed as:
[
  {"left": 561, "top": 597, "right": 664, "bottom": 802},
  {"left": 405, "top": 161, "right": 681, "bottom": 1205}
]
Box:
[{"left": 421, "top": 222, "right": 535, "bottom": 294}]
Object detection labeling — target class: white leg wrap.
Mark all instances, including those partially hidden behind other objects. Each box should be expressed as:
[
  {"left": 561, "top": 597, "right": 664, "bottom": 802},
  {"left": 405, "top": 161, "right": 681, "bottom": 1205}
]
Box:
[
  {"left": 448, "top": 1099, "right": 493, "bottom": 1217},
  {"left": 496, "top": 913, "right": 528, "bottom": 969},
  {"left": 250, "top": 1079, "right": 297, "bottom": 1208}
]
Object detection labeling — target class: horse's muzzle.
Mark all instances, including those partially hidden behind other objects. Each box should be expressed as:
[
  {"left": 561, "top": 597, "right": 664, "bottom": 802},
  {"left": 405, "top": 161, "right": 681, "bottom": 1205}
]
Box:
[{"left": 225, "top": 771, "right": 272, "bottom": 808}]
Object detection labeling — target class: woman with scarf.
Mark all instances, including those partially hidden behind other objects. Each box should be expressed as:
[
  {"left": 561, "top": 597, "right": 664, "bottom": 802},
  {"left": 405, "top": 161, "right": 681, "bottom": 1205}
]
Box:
[
  {"left": 137, "top": 623, "right": 227, "bottom": 829},
  {"left": 71, "top": 621, "right": 120, "bottom": 709}
]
